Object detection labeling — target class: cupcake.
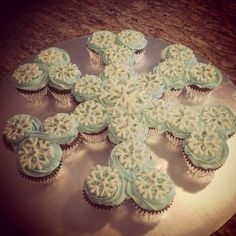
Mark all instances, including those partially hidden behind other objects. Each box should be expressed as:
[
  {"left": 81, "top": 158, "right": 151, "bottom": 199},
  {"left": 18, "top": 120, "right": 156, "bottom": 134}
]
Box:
[
  {"left": 2, "top": 114, "right": 42, "bottom": 152},
  {"left": 100, "top": 63, "right": 137, "bottom": 81},
  {"left": 108, "top": 114, "right": 148, "bottom": 145},
  {"left": 83, "top": 165, "right": 127, "bottom": 210},
  {"left": 71, "top": 74, "right": 102, "bottom": 105},
  {"left": 16, "top": 137, "right": 63, "bottom": 184},
  {"left": 153, "top": 59, "right": 188, "bottom": 99},
  {"left": 35, "top": 47, "right": 70, "bottom": 68},
  {"left": 165, "top": 105, "right": 200, "bottom": 146},
  {"left": 108, "top": 140, "right": 153, "bottom": 181},
  {"left": 186, "top": 62, "right": 223, "bottom": 99},
  {"left": 199, "top": 104, "right": 236, "bottom": 138},
  {"left": 12, "top": 63, "right": 48, "bottom": 103},
  {"left": 160, "top": 43, "right": 197, "bottom": 66},
  {"left": 127, "top": 167, "right": 176, "bottom": 220},
  {"left": 116, "top": 29, "right": 147, "bottom": 63},
  {"left": 73, "top": 100, "right": 110, "bottom": 143},
  {"left": 87, "top": 31, "right": 116, "bottom": 65},
  {"left": 183, "top": 127, "right": 229, "bottom": 177},
  {"left": 102, "top": 43, "right": 135, "bottom": 66},
  {"left": 42, "top": 113, "right": 81, "bottom": 156},
  {"left": 48, "top": 63, "right": 81, "bottom": 105}
]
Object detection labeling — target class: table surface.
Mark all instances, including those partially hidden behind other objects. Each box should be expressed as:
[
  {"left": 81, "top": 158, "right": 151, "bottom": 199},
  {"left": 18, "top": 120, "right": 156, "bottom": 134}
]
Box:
[{"left": 0, "top": 1, "right": 236, "bottom": 235}]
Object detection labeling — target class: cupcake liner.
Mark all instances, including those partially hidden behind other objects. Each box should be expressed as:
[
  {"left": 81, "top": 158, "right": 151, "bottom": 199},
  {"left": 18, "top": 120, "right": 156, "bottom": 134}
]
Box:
[
  {"left": 17, "top": 86, "right": 48, "bottom": 103},
  {"left": 185, "top": 86, "right": 212, "bottom": 101},
  {"left": 134, "top": 48, "right": 146, "bottom": 64},
  {"left": 2, "top": 135, "right": 14, "bottom": 152},
  {"left": 60, "top": 135, "right": 83, "bottom": 157},
  {"left": 165, "top": 132, "right": 183, "bottom": 146},
  {"left": 146, "top": 128, "right": 161, "bottom": 143},
  {"left": 81, "top": 129, "right": 108, "bottom": 144},
  {"left": 17, "top": 159, "right": 62, "bottom": 185},
  {"left": 163, "top": 88, "right": 183, "bottom": 100},
  {"left": 87, "top": 48, "right": 104, "bottom": 65},
  {"left": 49, "top": 88, "right": 73, "bottom": 106},
  {"left": 71, "top": 95, "right": 80, "bottom": 106}
]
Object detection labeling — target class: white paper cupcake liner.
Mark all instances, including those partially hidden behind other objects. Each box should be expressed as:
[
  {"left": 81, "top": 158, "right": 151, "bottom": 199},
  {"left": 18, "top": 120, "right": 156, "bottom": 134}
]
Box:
[
  {"left": 82, "top": 130, "right": 108, "bottom": 144},
  {"left": 50, "top": 89, "right": 73, "bottom": 106},
  {"left": 17, "top": 87, "right": 48, "bottom": 103},
  {"left": 163, "top": 89, "right": 183, "bottom": 100},
  {"left": 165, "top": 132, "right": 183, "bottom": 146},
  {"left": 185, "top": 86, "right": 212, "bottom": 101},
  {"left": 146, "top": 128, "right": 161, "bottom": 143},
  {"left": 87, "top": 48, "right": 104, "bottom": 65},
  {"left": 134, "top": 48, "right": 146, "bottom": 64}
]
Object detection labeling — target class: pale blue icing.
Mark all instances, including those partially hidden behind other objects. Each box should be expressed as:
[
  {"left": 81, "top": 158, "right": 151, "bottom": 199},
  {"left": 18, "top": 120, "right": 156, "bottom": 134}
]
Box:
[
  {"left": 48, "top": 63, "right": 81, "bottom": 90},
  {"left": 12, "top": 63, "right": 48, "bottom": 91}
]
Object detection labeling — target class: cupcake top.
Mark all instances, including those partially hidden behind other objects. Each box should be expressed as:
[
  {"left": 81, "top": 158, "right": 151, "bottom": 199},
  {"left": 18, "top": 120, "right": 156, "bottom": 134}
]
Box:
[
  {"left": 17, "top": 137, "right": 62, "bottom": 177},
  {"left": 165, "top": 106, "right": 200, "bottom": 139},
  {"left": 87, "top": 31, "right": 116, "bottom": 54},
  {"left": 138, "top": 72, "right": 164, "bottom": 99},
  {"left": 84, "top": 165, "right": 127, "bottom": 206},
  {"left": 43, "top": 113, "right": 78, "bottom": 145},
  {"left": 72, "top": 74, "right": 102, "bottom": 103},
  {"left": 183, "top": 127, "right": 229, "bottom": 170},
  {"left": 48, "top": 63, "right": 81, "bottom": 90},
  {"left": 12, "top": 63, "right": 48, "bottom": 91},
  {"left": 73, "top": 100, "right": 109, "bottom": 134},
  {"left": 160, "top": 43, "right": 196, "bottom": 65},
  {"left": 200, "top": 104, "right": 236, "bottom": 137},
  {"left": 100, "top": 63, "right": 137, "bottom": 81},
  {"left": 127, "top": 168, "right": 176, "bottom": 211},
  {"left": 116, "top": 29, "right": 147, "bottom": 51},
  {"left": 3, "top": 114, "right": 41, "bottom": 144},
  {"left": 154, "top": 59, "right": 188, "bottom": 90},
  {"left": 109, "top": 141, "right": 152, "bottom": 181},
  {"left": 188, "top": 62, "right": 222, "bottom": 88},
  {"left": 108, "top": 114, "right": 148, "bottom": 144},
  {"left": 102, "top": 44, "right": 135, "bottom": 65},
  {"left": 35, "top": 47, "right": 70, "bottom": 67}
]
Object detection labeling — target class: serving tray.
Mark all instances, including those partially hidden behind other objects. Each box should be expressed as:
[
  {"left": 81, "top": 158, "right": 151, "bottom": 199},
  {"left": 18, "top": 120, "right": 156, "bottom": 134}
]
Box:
[{"left": 0, "top": 37, "right": 236, "bottom": 236}]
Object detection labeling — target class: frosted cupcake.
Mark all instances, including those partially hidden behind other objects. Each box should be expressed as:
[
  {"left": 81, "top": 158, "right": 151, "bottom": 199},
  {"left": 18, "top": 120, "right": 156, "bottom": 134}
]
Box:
[
  {"left": 83, "top": 165, "right": 127, "bottom": 210},
  {"left": 108, "top": 141, "right": 153, "bottom": 181},
  {"left": 183, "top": 127, "right": 229, "bottom": 177},
  {"left": 87, "top": 31, "right": 116, "bottom": 64},
  {"left": 160, "top": 43, "right": 196, "bottom": 66},
  {"left": 2, "top": 114, "right": 42, "bottom": 152},
  {"left": 153, "top": 59, "right": 188, "bottom": 99},
  {"left": 127, "top": 167, "right": 176, "bottom": 220},
  {"left": 108, "top": 114, "right": 148, "bottom": 145},
  {"left": 73, "top": 100, "right": 110, "bottom": 143},
  {"left": 72, "top": 74, "right": 102, "bottom": 105},
  {"left": 102, "top": 43, "right": 135, "bottom": 66},
  {"left": 116, "top": 29, "right": 147, "bottom": 63},
  {"left": 48, "top": 63, "right": 81, "bottom": 105},
  {"left": 42, "top": 113, "right": 81, "bottom": 156},
  {"left": 199, "top": 104, "right": 236, "bottom": 138},
  {"left": 165, "top": 106, "right": 200, "bottom": 145},
  {"left": 12, "top": 63, "right": 48, "bottom": 103},
  {"left": 16, "top": 137, "right": 63, "bottom": 184},
  {"left": 100, "top": 63, "right": 137, "bottom": 81},
  {"left": 186, "top": 62, "right": 222, "bottom": 99},
  {"left": 35, "top": 47, "right": 70, "bottom": 68}
]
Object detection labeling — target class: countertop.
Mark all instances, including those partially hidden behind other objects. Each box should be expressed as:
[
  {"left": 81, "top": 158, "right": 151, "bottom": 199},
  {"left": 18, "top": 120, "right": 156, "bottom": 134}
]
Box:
[{"left": 0, "top": 0, "right": 235, "bottom": 235}]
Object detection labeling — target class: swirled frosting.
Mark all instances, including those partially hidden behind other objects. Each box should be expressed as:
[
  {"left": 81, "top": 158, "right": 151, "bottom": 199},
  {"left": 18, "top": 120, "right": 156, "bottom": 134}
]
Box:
[
  {"left": 3, "top": 114, "right": 41, "bottom": 144},
  {"left": 154, "top": 59, "right": 188, "bottom": 89},
  {"left": 100, "top": 63, "right": 137, "bottom": 81},
  {"left": 87, "top": 31, "right": 116, "bottom": 54},
  {"left": 12, "top": 63, "right": 48, "bottom": 91},
  {"left": 35, "top": 47, "right": 70, "bottom": 67},
  {"left": 160, "top": 43, "right": 196, "bottom": 65},
  {"left": 43, "top": 113, "right": 78, "bottom": 145},
  {"left": 200, "top": 104, "right": 236, "bottom": 137},
  {"left": 84, "top": 165, "right": 127, "bottom": 206},
  {"left": 17, "top": 137, "right": 62, "bottom": 177},
  {"left": 109, "top": 141, "right": 152, "bottom": 181},
  {"left": 72, "top": 74, "right": 102, "bottom": 102},
  {"left": 73, "top": 100, "right": 109, "bottom": 134},
  {"left": 188, "top": 62, "right": 222, "bottom": 88},
  {"left": 116, "top": 29, "right": 147, "bottom": 50},
  {"left": 49, "top": 63, "right": 81, "bottom": 90},
  {"left": 108, "top": 114, "right": 148, "bottom": 144},
  {"left": 127, "top": 168, "right": 176, "bottom": 211},
  {"left": 184, "top": 127, "right": 229, "bottom": 169},
  {"left": 102, "top": 44, "right": 135, "bottom": 65}
]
